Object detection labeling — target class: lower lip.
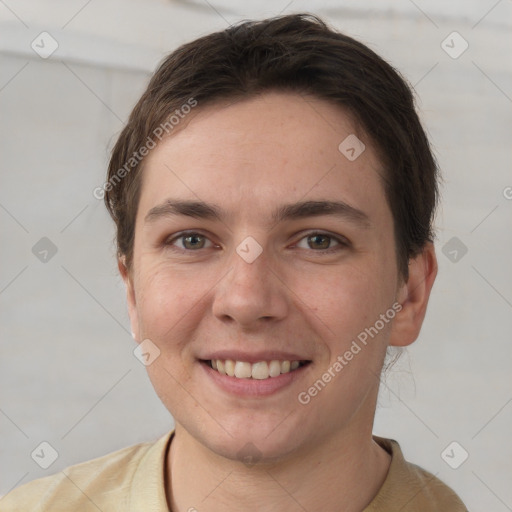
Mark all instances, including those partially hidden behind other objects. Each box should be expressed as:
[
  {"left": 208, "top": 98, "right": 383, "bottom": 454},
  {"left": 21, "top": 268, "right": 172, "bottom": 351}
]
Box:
[{"left": 200, "top": 361, "right": 309, "bottom": 397}]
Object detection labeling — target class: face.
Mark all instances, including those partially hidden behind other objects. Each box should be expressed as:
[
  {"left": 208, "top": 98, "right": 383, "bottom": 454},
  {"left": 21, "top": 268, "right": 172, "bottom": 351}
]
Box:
[{"left": 122, "top": 92, "right": 421, "bottom": 463}]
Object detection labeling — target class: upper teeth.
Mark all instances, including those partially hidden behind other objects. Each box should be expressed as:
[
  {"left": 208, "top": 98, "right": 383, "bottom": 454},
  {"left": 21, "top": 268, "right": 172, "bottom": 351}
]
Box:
[{"left": 211, "top": 359, "right": 301, "bottom": 379}]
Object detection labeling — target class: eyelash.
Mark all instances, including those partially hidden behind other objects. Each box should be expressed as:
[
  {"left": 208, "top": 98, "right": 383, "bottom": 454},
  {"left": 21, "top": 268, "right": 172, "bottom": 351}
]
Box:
[{"left": 163, "top": 230, "right": 349, "bottom": 255}]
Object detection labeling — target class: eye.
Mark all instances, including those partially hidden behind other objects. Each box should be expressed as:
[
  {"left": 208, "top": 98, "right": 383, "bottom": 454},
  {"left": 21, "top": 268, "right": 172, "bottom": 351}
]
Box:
[
  {"left": 295, "top": 232, "right": 348, "bottom": 253},
  {"left": 164, "top": 231, "right": 215, "bottom": 251},
  {"left": 163, "top": 230, "right": 348, "bottom": 254}
]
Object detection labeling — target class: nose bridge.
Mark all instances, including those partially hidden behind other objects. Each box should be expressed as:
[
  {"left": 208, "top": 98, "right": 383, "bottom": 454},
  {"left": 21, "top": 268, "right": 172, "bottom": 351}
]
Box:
[
  {"left": 228, "top": 241, "right": 273, "bottom": 299},
  {"left": 212, "top": 240, "right": 288, "bottom": 324}
]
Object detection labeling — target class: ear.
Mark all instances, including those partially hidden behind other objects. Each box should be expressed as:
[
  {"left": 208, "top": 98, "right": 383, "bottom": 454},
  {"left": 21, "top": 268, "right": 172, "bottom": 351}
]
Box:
[
  {"left": 389, "top": 243, "right": 438, "bottom": 347},
  {"left": 118, "top": 256, "right": 140, "bottom": 342}
]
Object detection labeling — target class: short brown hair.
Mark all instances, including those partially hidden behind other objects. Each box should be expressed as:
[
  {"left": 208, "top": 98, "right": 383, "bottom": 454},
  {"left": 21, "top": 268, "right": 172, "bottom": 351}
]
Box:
[{"left": 104, "top": 13, "right": 438, "bottom": 278}]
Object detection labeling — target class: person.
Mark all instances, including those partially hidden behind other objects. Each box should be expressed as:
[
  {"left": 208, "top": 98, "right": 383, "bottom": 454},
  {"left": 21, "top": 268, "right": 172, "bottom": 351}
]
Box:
[{"left": 1, "top": 13, "right": 468, "bottom": 511}]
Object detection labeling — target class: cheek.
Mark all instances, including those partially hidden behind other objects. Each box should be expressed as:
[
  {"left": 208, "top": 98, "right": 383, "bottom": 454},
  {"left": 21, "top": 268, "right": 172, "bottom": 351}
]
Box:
[
  {"left": 295, "top": 260, "right": 391, "bottom": 339},
  {"left": 295, "top": 263, "right": 397, "bottom": 398},
  {"left": 135, "top": 261, "right": 212, "bottom": 346},
  {"left": 134, "top": 264, "right": 207, "bottom": 403}
]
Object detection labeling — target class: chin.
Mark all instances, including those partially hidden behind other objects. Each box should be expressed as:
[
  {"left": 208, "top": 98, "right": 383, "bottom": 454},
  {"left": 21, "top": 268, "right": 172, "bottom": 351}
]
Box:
[
  {"left": 211, "top": 432, "right": 302, "bottom": 466},
  {"left": 190, "top": 410, "right": 311, "bottom": 465}
]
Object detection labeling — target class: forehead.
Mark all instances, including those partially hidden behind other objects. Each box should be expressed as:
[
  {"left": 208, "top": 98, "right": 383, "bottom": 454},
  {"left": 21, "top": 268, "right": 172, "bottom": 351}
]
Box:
[{"left": 136, "top": 92, "right": 390, "bottom": 228}]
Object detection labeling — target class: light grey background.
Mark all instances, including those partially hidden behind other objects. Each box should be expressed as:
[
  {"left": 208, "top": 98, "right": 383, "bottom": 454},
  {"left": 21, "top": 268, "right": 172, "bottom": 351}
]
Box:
[{"left": 1, "top": 1, "right": 511, "bottom": 510}]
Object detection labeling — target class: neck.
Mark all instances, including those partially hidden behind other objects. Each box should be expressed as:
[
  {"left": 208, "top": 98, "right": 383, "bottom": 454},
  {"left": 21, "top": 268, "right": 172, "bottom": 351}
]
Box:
[{"left": 166, "top": 422, "right": 391, "bottom": 512}]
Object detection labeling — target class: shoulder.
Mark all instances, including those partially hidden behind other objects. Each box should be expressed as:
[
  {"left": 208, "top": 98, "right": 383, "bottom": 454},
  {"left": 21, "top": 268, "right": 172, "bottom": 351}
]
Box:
[
  {"left": 366, "top": 436, "right": 468, "bottom": 512},
  {"left": 0, "top": 433, "right": 171, "bottom": 512}
]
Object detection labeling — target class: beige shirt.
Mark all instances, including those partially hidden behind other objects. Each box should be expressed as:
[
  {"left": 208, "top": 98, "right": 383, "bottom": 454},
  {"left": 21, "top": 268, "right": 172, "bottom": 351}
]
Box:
[{"left": 1, "top": 431, "right": 467, "bottom": 511}]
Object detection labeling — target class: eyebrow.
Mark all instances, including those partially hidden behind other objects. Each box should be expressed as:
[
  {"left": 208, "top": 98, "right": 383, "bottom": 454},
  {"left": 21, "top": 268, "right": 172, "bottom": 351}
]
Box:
[{"left": 144, "top": 199, "right": 371, "bottom": 228}]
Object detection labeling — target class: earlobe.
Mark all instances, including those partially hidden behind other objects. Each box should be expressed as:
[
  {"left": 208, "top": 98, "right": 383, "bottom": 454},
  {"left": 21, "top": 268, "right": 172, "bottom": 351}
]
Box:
[
  {"left": 389, "top": 243, "right": 438, "bottom": 347},
  {"left": 118, "top": 256, "right": 140, "bottom": 342}
]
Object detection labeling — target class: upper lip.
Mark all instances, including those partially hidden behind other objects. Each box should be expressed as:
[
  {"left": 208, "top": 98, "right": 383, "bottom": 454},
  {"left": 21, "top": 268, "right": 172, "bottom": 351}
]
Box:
[{"left": 199, "top": 350, "right": 311, "bottom": 364}]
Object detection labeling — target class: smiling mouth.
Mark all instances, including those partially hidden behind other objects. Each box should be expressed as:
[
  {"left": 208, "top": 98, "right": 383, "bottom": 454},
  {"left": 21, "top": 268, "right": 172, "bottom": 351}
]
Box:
[{"left": 201, "top": 359, "right": 311, "bottom": 380}]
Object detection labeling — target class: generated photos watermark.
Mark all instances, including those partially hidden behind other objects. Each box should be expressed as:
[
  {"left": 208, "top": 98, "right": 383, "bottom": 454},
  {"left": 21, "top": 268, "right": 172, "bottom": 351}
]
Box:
[
  {"left": 93, "top": 97, "right": 198, "bottom": 200},
  {"left": 297, "top": 302, "right": 402, "bottom": 405}
]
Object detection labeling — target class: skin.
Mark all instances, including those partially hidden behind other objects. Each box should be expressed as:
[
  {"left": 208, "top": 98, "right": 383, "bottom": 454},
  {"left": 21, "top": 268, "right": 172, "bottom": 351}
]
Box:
[{"left": 119, "top": 92, "right": 437, "bottom": 511}]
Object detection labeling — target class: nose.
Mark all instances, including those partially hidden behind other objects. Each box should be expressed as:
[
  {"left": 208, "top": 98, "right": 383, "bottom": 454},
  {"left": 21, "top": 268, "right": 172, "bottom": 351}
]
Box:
[{"left": 211, "top": 243, "right": 289, "bottom": 329}]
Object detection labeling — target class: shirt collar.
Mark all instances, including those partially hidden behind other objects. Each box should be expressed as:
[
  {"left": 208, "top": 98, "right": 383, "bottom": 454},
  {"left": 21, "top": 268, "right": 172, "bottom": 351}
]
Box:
[{"left": 129, "top": 430, "right": 175, "bottom": 511}]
